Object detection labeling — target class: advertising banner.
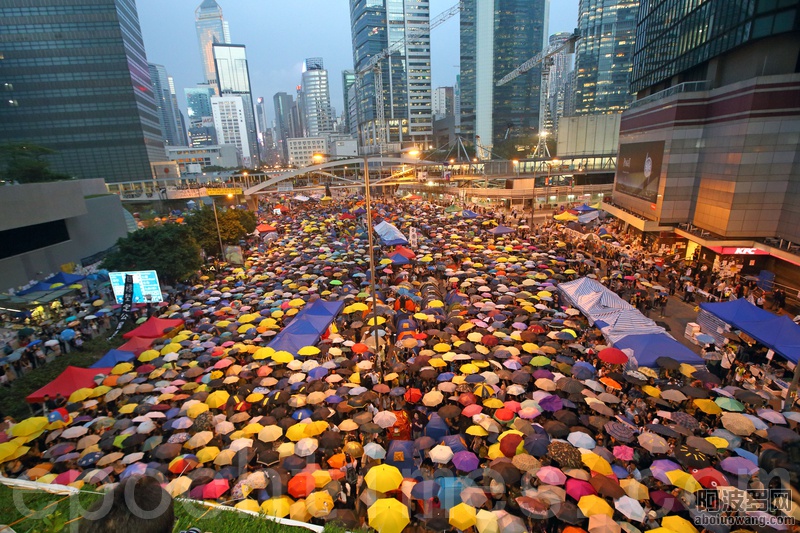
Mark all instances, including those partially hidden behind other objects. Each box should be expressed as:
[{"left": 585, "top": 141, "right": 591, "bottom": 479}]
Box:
[
  {"left": 108, "top": 274, "right": 134, "bottom": 340},
  {"left": 109, "top": 270, "right": 164, "bottom": 304},
  {"left": 614, "top": 141, "right": 665, "bottom": 203}
]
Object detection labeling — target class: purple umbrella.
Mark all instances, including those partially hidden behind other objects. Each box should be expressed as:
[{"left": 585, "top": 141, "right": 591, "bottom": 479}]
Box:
[
  {"left": 651, "top": 490, "right": 685, "bottom": 512},
  {"left": 120, "top": 462, "right": 147, "bottom": 480},
  {"left": 650, "top": 459, "right": 682, "bottom": 483},
  {"left": 533, "top": 369, "right": 554, "bottom": 379},
  {"left": 452, "top": 451, "right": 480, "bottom": 472},
  {"left": 720, "top": 457, "right": 758, "bottom": 476},
  {"left": 536, "top": 466, "right": 567, "bottom": 485},
  {"left": 538, "top": 395, "right": 563, "bottom": 412}
]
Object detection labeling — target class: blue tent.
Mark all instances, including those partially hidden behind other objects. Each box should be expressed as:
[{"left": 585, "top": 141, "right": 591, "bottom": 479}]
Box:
[
  {"left": 613, "top": 333, "right": 704, "bottom": 367},
  {"left": 461, "top": 209, "right": 478, "bottom": 219},
  {"left": 488, "top": 225, "right": 515, "bottom": 235},
  {"left": 44, "top": 272, "right": 86, "bottom": 285},
  {"left": 90, "top": 349, "right": 136, "bottom": 369},
  {"left": 389, "top": 253, "right": 411, "bottom": 265},
  {"left": 386, "top": 439, "right": 415, "bottom": 476},
  {"left": 17, "top": 282, "right": 55, "bottom": 296},
  {"left": 267, "top": 299, "right": 344, "bottom": 355},
  {"left": 373, "top": 220, "right": 408, "bottom": 246},
  {"left": 700, "top": 300, "right": 800, "bottom": 363},
  {"left": 424, "top": 413, "right": 449, "bottom": 441},
  {"left": 572, "top": 204, "right": 597, "bottom": 213}
]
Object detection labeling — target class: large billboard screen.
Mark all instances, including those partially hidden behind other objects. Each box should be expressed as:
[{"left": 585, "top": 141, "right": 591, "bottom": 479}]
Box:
[
  {"left": 109, "top": 270, "right": 164, "bottom": 304},
  {"left": 614, "top": 141, "right": 665, "bottom": 203}
]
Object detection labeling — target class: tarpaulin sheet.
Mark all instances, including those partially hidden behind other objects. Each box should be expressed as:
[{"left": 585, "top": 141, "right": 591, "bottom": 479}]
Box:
[
  {"left": 27, "top": 366, "right": 112, "bottom": 403},
  {"left": 613, "top": 333, "right": 704, "bottom": 367},
  {"left": 122, "top": 316, "right": 184, "bottom": 339},
  {"left": 90, "top": 349, "right": 136, "bottom": 369},
  {"left": 373, "top": 221, "right": 408, "bottom": 246},
  {"left": 267, "top": 299, "right": 344, "bottom": 355}
]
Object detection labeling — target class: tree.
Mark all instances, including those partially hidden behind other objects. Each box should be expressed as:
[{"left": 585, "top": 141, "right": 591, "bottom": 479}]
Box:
[
  {"left": 234, "top": 209, "right": 257, "bottom": 233},
  {"left": 102, "top": 224, "right": 202, "bottom": 284},
  {"left": 185, "top": 206, "right": 248, "bottom": 257},
  {"left": 0, "top": 143, "right": 72, "bottom": 183}
]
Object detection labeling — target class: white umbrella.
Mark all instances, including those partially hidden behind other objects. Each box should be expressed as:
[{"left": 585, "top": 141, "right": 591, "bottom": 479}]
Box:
[
  {"left": 429, "top": 444, "right": 454, "bottom": 464},
  {"left": 295, "top": 437, "right": 319, "bottom": 457},
  {"left": 374, "top": 411, "right": 398, "bottom": 429}
]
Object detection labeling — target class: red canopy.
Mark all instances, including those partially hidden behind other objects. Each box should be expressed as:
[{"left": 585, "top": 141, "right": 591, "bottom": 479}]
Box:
[
  {"left": 256, "top": 223, "right": 276, "bottom": 232},
  {"left": 122, "top": 316, "right": 184, "bottom": 339},
  {"left": 26, "top": 366, "right": 112, "bottom": 403},
  {"left": 339, "top": 213, "right": 356, "bottom": 220},
  {"left": 393, "top": 245, "right": 416, "bottom": 259},
  {"left": 117, "top": 336, "right": 154, "bottom": 356}
]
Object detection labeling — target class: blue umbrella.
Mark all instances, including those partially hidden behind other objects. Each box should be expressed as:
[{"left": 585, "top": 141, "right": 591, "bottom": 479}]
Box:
[
  {"left": 292, "top": 408, "right": 313, "bottom": 420},
  {"left": 411, "top": 479, "right": 440, "bottom": 500},
  {"left": 307, "top": 367, "right": 328, "bottom": 380},
  {"left": 437, "top": 476, "right": 470, "bottom": 509},
  {"left": 60, "top": 329, "right": 76, "bottom": 341},
  {"left": 567, "top": 431, "right": 596, "bottom": 449},
  {"left": 696, "top": 333, "right": 715, "bottom": 344}
]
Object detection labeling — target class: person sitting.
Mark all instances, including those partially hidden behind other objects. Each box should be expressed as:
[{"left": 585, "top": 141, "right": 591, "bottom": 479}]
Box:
[{"left": 77, "top": 475, "right": 174, "bottom": 533}]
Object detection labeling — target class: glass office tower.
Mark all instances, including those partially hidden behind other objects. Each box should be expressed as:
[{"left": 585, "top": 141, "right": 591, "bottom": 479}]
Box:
[
  {"left": 0, "top": 0, "right": 166, "bottom": 182},
  {"left": 301, "top": 58, "right": 335, "bottom": 137},
  {"left": 195, "top": 0, "right": 230, "bottom": 93},
  {"left": 213, "top": 43, "right": 258, "bottom": 165}
]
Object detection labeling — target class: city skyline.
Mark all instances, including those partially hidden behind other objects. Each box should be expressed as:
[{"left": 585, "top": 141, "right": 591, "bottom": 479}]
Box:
[{"left": 137, "top": 0, "right": 579, "bottom": 126}]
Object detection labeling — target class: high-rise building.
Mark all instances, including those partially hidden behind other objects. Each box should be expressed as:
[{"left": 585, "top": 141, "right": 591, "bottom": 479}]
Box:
[
  {"left": 573, "top": 0, "right": 638, "bottom": 115},
  {"left": 341, "top": 70, "right": 356, "bottom": 134},
  {"left": 211, "top": 96, "right": 251, "bottom": 166},
  {"left": 195, "top": 0, "right": 230, "bottom": 93},
  {"left": 0, "top": 0, "right": 166, "bottom": 182},
  {"left": 454, "top": 74, "right": 462, "bottom": 132},
  {"left": 349, "top": 0, "right": 432, "bottom": 148},
  {"left": 185, "top": 86, "right": 217, "bottom": 147},
  {"left": 301, "top": 58, "right": 335, "bottom": 137},
  {"left": 273, "top": 92, "right": 295, "bottom": 163},
  {"left": 256, "top": 97, "right": 268, "bottom": 161},
  {"left": 213, "top": 43, "right": 258, "bottom": 165},
  {"left": 148, "top": 64, "right": 187, "bottom": 146},
  {"left": 543, "top": 32, "right": 574, "bottom": 137},
  {"left": 611, "top": 0, "right": 800, "bottom": 277},
  {"left": 460, "top": 0, "right": 549, "bottom": 157},
  {"left": 432, "top": 87, "right": 455, "bottom": 121}
]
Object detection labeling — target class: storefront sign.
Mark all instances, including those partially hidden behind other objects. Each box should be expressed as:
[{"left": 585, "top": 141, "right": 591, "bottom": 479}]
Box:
[
  {"left": 722, "top": 247, "right": 768, "bottom": 255},
  {"left": 206, "top": 188, "right": 242, "bottom": 196}
]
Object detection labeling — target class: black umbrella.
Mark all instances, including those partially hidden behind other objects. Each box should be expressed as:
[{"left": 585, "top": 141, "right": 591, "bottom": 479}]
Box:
[
  {"left": 680, "top": 385, "right": 710, "bottom": 398},
  {"left": 734, "top": 390, "right": 767, "bottom": 405},
  {"left": 674, "top": 444, "right": 711, "bottom": 468},
  {"left": 604, "top": 421, "right": 635, "bottom": 443},
  {"left": 644, "top": 423, "right": 678, "bottom": 438},
  {"left": 671, "top": 412, "right": 700, "bottom": 430},
  {"left": 656, "top": 357, "right": 680, "bottom": 370}
]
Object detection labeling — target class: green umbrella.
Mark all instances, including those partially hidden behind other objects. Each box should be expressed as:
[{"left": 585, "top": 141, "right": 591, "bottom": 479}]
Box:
[
  {"left": 113, "top": 434, "right": 129, "bottom": 449},
  {"left": 330, "top": 280, "right": 343, "bottom": 286},
  {"left": 715, "top": 397, "right": 745, "bottom": 412},
  {"left": 530, "top": 356, "right": 552, "bottom": 367}
]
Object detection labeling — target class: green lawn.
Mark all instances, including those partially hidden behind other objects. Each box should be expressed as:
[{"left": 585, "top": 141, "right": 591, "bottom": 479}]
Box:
[
  {"left": 0, "top": 484, "right": 340, "bottom": 533},
  {"left": 0, "top": 330, "right": 126, "bottom": 420}
]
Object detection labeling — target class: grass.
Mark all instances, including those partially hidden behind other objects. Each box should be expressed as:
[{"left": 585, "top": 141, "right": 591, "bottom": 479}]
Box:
[
  {"left": 0, "top": 484, "right": 329, "bottom": 533},
  {"left": 0, "top": 330, "right": 127, "bottom": 420}
]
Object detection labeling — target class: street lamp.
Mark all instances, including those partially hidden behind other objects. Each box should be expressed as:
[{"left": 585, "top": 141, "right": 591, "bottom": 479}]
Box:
[{"left": 210, "top": 193, "right": 234, "bottom": 261}]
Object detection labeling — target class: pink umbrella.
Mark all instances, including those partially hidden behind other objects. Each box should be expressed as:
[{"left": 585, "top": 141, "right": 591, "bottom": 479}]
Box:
[
  {"left": 613, "top": 445, "right": 634, "bottom": 461},
  {"left": 566, "top": 478, "right": 597, "bottom": 501},
  {"left": 202, "top": 478, "right": 230, "bottom": 499},
  {"left": 536, "top": 466, "right": 567, "bottom": 485},
  {"left": 54, "top": 470, "right": 81, "bottom": 485},
  {"left": 213, "top": 359, "right": 233, "bottom": 369},
  {"left": 462, "top": 404, "right": 483, "bottom": 417}
]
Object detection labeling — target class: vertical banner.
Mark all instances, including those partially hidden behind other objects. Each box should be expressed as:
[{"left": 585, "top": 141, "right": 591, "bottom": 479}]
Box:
[
  {"left": 108, "top": 274, "right": 134, "bottom": 340},
  {"left": 409, "top": 227, "right": 419, "bottom": 249}
]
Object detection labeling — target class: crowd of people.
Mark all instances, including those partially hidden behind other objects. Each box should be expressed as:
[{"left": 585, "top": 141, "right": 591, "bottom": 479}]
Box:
[{"left": 0, "top": 196, "right": 798, "bottom": 533}]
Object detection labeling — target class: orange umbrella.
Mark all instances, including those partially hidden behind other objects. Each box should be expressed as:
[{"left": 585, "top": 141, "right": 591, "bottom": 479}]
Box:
[{"left": 599, "top": 377, "right": 622, "bottom": 390}]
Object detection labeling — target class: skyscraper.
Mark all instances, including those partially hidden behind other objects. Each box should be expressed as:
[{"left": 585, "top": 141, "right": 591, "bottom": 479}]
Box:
[
  {"left": 273, "top": 92, "right": 295, "bottom": 163},
  {"left": 211, "top": 96, "right": 251, "bottom": 165},
  {"left": 460, "top": 0, "right": 549, "bottom": 156},
  {"left": 543, "top": 32, "right": 574, "bottom": 136},
  {"left": 185, "top": 86, "right": 217, "bottom": 146},
  {"left": 148, "top": 64, "right": 187, "bottom": 147},
  {"left": 301, "top": 58, "right": 335, "bottom": 137},
  {"left": 573, "top": 0, "right": 638, "bottom": 115},
  {"left": 341, "top": 70, "right": 356, "bottom": 134},
  {"left": 213, "top": 43, "right": 258, "bottom": 165},
  {"left": 0, "top": 0, "right": 165, "bottom": 182},
  {"left": 195, "top": 0, "right": 230, "bottom": 93},
  {"left": 256, "top": 97, "right": 269, "bottom": 160},
  {"left": 349, "top": 0, "right": 432, "bottom": 148},
  {"left": 432, "top": 87, "right": 455, "bottom": 121}
]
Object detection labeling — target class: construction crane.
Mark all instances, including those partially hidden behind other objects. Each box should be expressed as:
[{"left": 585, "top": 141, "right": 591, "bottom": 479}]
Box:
[
  {"left": 355, "top": 1, "right": 462, "bottom": 151},
  {"left": 497, "top": 31, "right": 580, "bottom": 158}
]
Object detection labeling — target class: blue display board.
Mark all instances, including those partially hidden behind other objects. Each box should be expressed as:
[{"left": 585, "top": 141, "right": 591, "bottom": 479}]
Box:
[{"left": 109, "top": 270, "right": 164, "bottom": 304}]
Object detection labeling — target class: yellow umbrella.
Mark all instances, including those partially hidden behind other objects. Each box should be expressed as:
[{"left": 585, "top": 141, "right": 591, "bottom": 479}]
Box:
[
  {"left": 118, "top": 403, "right": 137, "bottom": 415},
  {"left": 261, "top": 496, "right": 292, "bottom": 518},
  {"left": 460, "top": 363, "right": 479, "bottom": 375},
  {"left": 639, "top": 367, "right": 659, "bottom": 378},
  {"left": 429, "top": 358, "right": 447, "bottom": 368},
  {"left": 272, "top": 351, "right": 294, "bottom": 364},
  {"left": 137, "top": 349, "right": 158, "bottom": 362},
  {"left": 0, "top": 441, "right": 23, "bottom": 462},
  {"left": 187, "top": 403, "right": 209, "bottom": 419},
  {"left": 160, "top": 343, "right": 181, "bottom": 355},
  {"left": 662, "top": 515, "right": 700, "bottom": 533},
  {"left": 476, "top": 509, "right": 499, "bottom": 533},
  {"left": 196, "top": 446, "right": 220, "bottom": 463},
  {"left": 68, "top": 388, "right": 94, "bottom": 404},
  {"left": 234, "top": 499, "right": 260, "bottom": 512},
  {"left": 449, "top": 502, "right": 477, "bottom": 531},
  {"left": 428, "top": 300, "right": 444, "bottom": 308},
  {"left": 705, "top": 436, "right": 729, "bottom": 449},
  {"left": 304, "top": 420, "right": 329, "bottom": 437},
  {"left": 368, "top": 498, "right": 409, "bottom": 533},
  {"left": 433, "top": 342, "right": 451, "bottom": 353},
  {"left": 582, "top": 453, "right": 612, "bottom": 475},
  {"left": 166, "top": 477, "right": 192, "bottom": 497},
  {"left": 666, "top": 470, "right": 702, "bottom": 492},
  {"left": 466, "top": 425, "right": 489, "bottom": 437},
  {"left": 237, "top": 324, "right": 255, "bottom": 333},
  {"left": 694, "top": 399, "right": 722, "bottom": 415},
  {"left": 620, "top": 478, "right": 650, "bottom": 500},
  {"left": 289, "top": 499, "right": 311, "bottom": 522},
  {"left": 312, "top": 469, "right": 332, "bottom": 488},
  {"left": 365, "top": 464, "right": 403, "bottom": 492},
  {"left": 111, "top": 363, "right": 134, "bottom": 375},
  {"left": 641, "top": 385, "right": 661, "bottom": 398},
  {"left": 253, "top": 347, "right": 274, "bottom": 360},
  {"left": 297, "top": 346, "right": 320, "bottom": 356},
  {"left": 242, "top": 422, "right": 264, "bottom": 435},
  {"left": 578, "top": 495, "right": 614, "bottom": 517},
  {"left": 367, "top": 316, "right": 387, "bottom": 326},
  {"left": 305, "top": 490, "right": 334, "bottom": 518},
  {"left": 205, "top": 390, "right": 230, "bottom": 409},
  {"left": 90, "top": 386, "right": 111, "bottom": 398},
  {"left": 679, "top": 363, "right": 697, "bottom": 377},
  {"left": 286, "top": 423, "right": 309, "bottom": 442},
  {"left": 258, "top": 425, "right": 283, "bottom": 443}
]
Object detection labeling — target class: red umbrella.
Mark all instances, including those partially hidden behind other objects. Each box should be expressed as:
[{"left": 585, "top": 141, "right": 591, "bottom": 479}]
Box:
[
  {"left": 404, "top": 388, "right": 423, "bottom": 403},
  {"left": 494, "top": 408, "right": 515, "bottom": 423},
  {"left": 54, "top": 470, "right": 81, "bottom": 485},
  {"left": 598, "top": 348, "right": 628, "bottom": 365},
  {"left": 528, "top": 325, "right": 546, "bottom": 334},
  {"left": 691, "top": 467, "right": 729, "bottom": 488},
  {"left": 137, "top": 364, "right": 156, "bottom": 374},
  {"left": 566, "top": 478, "right": 597, "bottom": 501},
  {"left": 481, "top": 335, "right": 499, "bottom": 347},
  {"left": 288, "top": 472, "right": 316, "bottom": 498},
  {"left": 499, "top": 433, "right": 523, "bottom": 457},
  {"left": 202, "top": 478, "right": 230, "bottom": 499},
  {"left": 352, "top": 343, "right": 369, "bottom": 354}
]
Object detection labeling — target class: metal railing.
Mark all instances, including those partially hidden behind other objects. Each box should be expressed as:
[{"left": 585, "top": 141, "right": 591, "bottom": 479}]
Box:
[{"left": 628, "top": 81, "right": 709, "bottom": 110}]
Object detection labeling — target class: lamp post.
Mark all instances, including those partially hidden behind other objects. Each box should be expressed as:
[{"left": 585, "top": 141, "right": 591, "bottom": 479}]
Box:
[
  {"left": 547, "top": 159, "right": 560, "bottom": 209},
  {"left": 210, "top": 193, "right": 233, "bottom": 261}
]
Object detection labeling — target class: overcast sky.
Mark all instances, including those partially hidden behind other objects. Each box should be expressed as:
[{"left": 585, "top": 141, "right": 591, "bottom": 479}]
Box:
[{"left": 137, "top": 0, "right": 579, "bottom": 124}]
